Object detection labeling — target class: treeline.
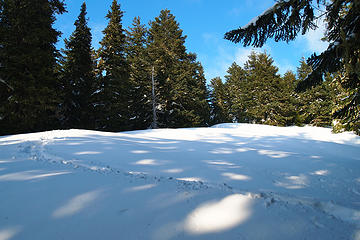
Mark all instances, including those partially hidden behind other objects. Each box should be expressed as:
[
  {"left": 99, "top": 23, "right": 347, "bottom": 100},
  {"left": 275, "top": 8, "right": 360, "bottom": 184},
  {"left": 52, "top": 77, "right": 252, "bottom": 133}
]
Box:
[
  {"left": 210, "top": 52, "right": 336, "bottom": 128},
  {"left": 0, "top": 0, "right": 210, "bottom": 135},
  {"left": 0, "top": 0, "right": 350, "bottom": 136}
]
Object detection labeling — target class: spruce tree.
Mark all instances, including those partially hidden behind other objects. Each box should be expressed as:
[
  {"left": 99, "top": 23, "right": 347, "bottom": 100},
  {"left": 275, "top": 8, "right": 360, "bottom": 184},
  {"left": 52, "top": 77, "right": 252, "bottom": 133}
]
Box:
[
  {"left": 224, "top": 62, "right": 248, "bottom": 122},
  {"left": 278, "top": 70, "right": 298, "bottom": 126},
  {"left": 173, "top": 53, "right": 210, "bottom": 127},
  {"left": 243, "top": 51, "right": 284, "bottom": 125},
  {"left": 96, "top": 0, "right": 130, "bottom": 131},
  {"left": 147, "top": 9, "right": 209, "bottom": 128},
  {"left": 0, "top": 0, "right": 66, "bottom": 135},
  {"left": 296, "top": 59, "right": 335, "bottom": 127},
  {"left": 225, "top": 0, "right": 359, "bottom": 134},
  {"left": 209, "top": 77, "right": 231, "bottom": 124},
  {"left": 60, "top": 2, "right": 96, "bottom": 129},
  {"left": 126, "top": 17, "right": 152, "bottom": 130},
  {"left": 223, "top": 57, "right": 298, "bottom": 126},
  {"left": 147, "top": 9, "right": 185, "bottom": 127}
]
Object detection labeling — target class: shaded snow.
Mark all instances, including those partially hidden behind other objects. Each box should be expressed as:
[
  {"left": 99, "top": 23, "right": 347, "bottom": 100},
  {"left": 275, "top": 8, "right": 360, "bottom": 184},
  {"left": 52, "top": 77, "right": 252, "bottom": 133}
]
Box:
[{"left": 0, "top": 123, "right": 359, "bottom": 239}]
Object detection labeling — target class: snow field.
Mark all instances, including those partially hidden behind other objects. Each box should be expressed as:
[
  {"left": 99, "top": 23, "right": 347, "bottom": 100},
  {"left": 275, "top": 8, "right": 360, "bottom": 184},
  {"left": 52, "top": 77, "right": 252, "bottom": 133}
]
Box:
[{"left": 0, "top": 124, "right": 359, "bottom": 239}]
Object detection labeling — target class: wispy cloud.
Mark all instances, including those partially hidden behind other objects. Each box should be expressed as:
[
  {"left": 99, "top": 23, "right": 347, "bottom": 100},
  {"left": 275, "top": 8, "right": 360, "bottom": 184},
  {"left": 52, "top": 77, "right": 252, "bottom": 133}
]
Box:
[
  {"left": 198, "top": 33, "right": 268, "bottom": 81},
  {"left": 90, "top": 22, "right": 106, "bottom": 49},
  {"left": 234, "top": 48, "right": 259, "bottom": 67},
  {"left": 302, "top": 15, "right": 329, "bottom": 53}
]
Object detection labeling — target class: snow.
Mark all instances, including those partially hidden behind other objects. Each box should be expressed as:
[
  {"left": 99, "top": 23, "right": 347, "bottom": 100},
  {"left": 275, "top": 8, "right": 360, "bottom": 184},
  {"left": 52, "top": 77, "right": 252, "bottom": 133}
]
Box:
[{"left": 0, "top": 123, "right": 359, "bottom": 239}]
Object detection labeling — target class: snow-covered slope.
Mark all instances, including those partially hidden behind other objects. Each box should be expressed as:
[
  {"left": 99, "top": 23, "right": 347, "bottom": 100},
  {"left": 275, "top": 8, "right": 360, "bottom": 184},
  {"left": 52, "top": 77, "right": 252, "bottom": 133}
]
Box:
[{"left": 1, "top": 124, "right": 359, "bottom": 240}]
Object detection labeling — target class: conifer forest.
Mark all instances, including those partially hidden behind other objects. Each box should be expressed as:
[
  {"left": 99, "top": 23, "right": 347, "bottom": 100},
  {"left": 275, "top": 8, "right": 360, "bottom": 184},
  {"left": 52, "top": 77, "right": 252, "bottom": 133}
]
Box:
[{"left": 0, "top": 0, "right": 359, "bottom": 136}]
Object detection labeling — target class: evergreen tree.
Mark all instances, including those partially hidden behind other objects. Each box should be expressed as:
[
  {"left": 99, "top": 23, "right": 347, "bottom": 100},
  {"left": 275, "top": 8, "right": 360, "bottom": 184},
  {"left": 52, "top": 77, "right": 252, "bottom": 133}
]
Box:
[
  {"left": 223, "top": 57, "right": 298, "bottom": 126},
  {"left": 173, "top": 53, "right": 210, "bottom": 127},
  {"left": 209, "top": 77, "right": 231, "bottom": 124},
  {"left": 296, "top": 59, "right": 335, "bottom": 126},
  {"left": 96, "top": 0, "right": 130, "bottom": 131},
  {"left": 0, "top": 0, "right": 66, "bottom": 135},
  {"left": 126, "top": 17, "right": 152, "bottom": 130},
  {"left": 243, "top": 51, "right": 285, "bottom": 125},
  {"left": 225, "top": 0, "right": 359, "bottom": 134},
  {"left": 60, "top": 2, "right": 96, "bottom": 129},
  {"left": 224, "top": 62, "right": 248, "bottom": 122},
  {"left": 147, "top": 9, "right": 209, "bottom": 128},
  {"left": 279, "top": 70, "right": 299, "bottom": 126},
  {"left": 147, "top": 9, "right": 185, "bottom": 127}
]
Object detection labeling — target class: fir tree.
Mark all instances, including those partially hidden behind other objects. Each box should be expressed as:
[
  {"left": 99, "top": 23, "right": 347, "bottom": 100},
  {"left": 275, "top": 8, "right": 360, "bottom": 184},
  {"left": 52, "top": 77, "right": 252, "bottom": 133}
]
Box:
[
  {"left": 278, "top": 70, "right": 298, "bottom": 126},
  {"left": 209, "top": 77, "right": 231, "bottom": 124},
  {"left": 0, "top": 0, "right": 66, "bottom": 135},
  {"left": 223, "top": 56, "right": 298, "bottom": 126},
  {"left": 126, "top": 17, "right": 152, "bottom": 130},
  {"left": 147, "top": 9, "right": 209, "bottom": 128},
  {"left": 243, "top": 52, "right": 284, "bottom": 125},
  {"left": 225, "top": 0, "right": 360, "bottom": 134},
  {"left": 147, "top": 9, "right": 185, "bottom": 127},
  {"left": 296, "top": 59, "right": 335, "bottom": 127},
  {"left": 173, "top": 53, "right": 210, "bottom": 127},
  {"left": 224, "top": 62, "right": 248, "bottom": 122},
  {"left": 96, "top": 0, "right": 130, "bottom": 131},
  {"left": 60, "top": 2, "right": 96, "bottom": 129}
]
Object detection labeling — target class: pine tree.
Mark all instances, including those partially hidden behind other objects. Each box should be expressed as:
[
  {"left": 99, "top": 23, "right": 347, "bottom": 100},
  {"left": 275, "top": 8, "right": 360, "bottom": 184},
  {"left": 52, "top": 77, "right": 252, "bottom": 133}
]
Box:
[
  {"left": 96, "top": 0, "right": 130, "bottom": 131},
  {"left": 60, "top": 2, "right": 96, "bottom": 129},
  {"left": 0, "top": 0, "right": 66, "bottom": 135},
  {"left": 225, "top": 0, "right": 359, "bottom": 134},
  {"left": 126, "top": 17, "right": 152, "bottom": 130}
]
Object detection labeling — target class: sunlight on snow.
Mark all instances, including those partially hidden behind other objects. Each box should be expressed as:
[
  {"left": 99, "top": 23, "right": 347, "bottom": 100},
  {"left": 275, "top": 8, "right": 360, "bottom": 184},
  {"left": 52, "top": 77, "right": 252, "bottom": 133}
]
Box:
[
  {"left": 131, "top": 150, "right": 150, "bottom": 154},
  {"left": 258, "top": 150, "right": 292, "bottom": 158},
  {"left": 205, "top": 160, "right": 235, "bottom": 166},
  {"left": 64, "top": 142, "right": 83, "bottom": 145},
  {"left": 52, "top": 190, "right": 102, "bottom": 218},
  {"left": 236, "top": 147, "right": 256, "bottom": 153},
  {"left": 204, "top": 140, "right": 227, "bottom": 144},
  {"left": 162, "top": 168, "right": 183, "bottom": 173},
  {"left": 0, "top": 227, "right": 21, "bottom": 240},
  {"left": 177, "top": 177, "right": 203, "bottom": 182},
  {"left": 153, "top": 146, "right": 177, "bottom": 150},
  {"left": 125, "top": 184, "right": 157, "bottom": 192},
  {"left": 311, "top": 170, "right": 329, "bottom": 176},
  {"left": 209, "top": 148, "right": 234, "bottom": 154},
  {"left": 222, "top": 172, "right": 251, "bottom": 181},
  {"left": 0, "top": 170, "right": 70, "bottom": 182},
  {"left": 73, "top": 151, "right": 102, "bottom": 155},
  {"left": 275, "top": 174, "right": 309, "bottom": 189},
  {"left": 184, "top": 194, "right": 253, "bottom": 234},
  {"left": 134, "top": 159, "right": 160, "bottom": 165},
  {"left": 0, "top": 160, "right": 13, "bottom": 164}
]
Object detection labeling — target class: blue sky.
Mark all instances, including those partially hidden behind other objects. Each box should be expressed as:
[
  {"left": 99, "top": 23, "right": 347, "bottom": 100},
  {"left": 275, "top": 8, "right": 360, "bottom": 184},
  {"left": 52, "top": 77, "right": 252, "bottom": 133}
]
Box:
[{"left": 55, "top": 0, "right": 329, "bottom": 81}]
